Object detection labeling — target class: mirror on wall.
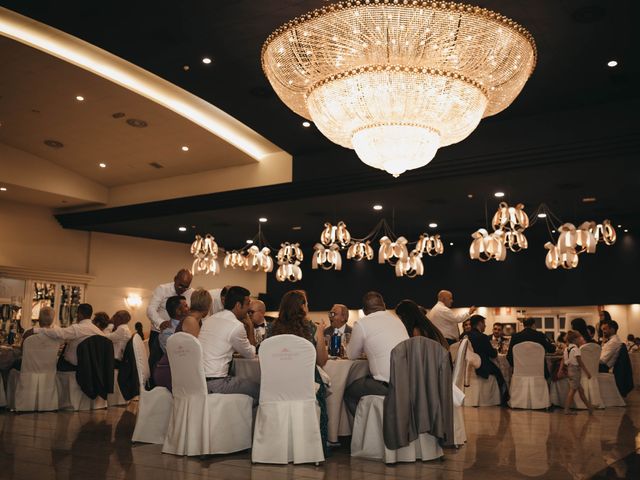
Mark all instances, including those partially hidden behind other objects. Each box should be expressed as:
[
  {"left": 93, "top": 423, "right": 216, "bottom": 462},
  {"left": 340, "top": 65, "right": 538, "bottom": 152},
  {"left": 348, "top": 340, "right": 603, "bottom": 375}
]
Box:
[
  {"left": 0, "top": 278, "right": 26, "bottom": 345},
  {"left": 59, "top": 284, "right": 83, "bottom": 327}
]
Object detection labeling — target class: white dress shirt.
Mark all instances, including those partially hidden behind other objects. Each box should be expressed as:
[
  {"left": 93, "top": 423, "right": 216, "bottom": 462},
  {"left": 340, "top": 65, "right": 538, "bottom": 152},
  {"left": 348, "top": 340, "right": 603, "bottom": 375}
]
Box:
[
  {"left": 108, "top": 324, "right": 132, "bottom": 361},
  {"left": 35, "top": 318, "right": 104, "bottom": 366},
  {"left": 600, "top": 333, "right": 623, "bottom": 368},
  {"left": 199, "top": 309, "right": 256, "bottom": 378},
  {"left": 346, "top": 310, "right": 409, "bottom": 382},
  {"left": 427, "top": 301, "right": 470, "bottom": 341},
  {"left": 146, "top": 282, "right": 193, "bottom": 332}
]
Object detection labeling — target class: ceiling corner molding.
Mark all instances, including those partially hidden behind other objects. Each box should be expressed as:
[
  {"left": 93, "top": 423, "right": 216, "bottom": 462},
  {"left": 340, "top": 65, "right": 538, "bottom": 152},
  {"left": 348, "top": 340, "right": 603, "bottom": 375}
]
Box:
[
  {"left": 0, "top": 6, "right": 290, "bottom": 163},
  {"left": 0, "top": 265, "right": 95, "bottom": 284}
]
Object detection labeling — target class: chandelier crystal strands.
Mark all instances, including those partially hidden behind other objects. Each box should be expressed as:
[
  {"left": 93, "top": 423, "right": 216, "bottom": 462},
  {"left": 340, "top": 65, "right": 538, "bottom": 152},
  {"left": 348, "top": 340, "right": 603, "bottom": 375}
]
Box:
[
  {"left": 190, "top": 234, "right": 221, "bottom": 275},
  {"left": 276, "top": 242, "right": 304, "bottom": 282},
  {"left": 261, "top": 0, "right": 536, "bottom": 176}
]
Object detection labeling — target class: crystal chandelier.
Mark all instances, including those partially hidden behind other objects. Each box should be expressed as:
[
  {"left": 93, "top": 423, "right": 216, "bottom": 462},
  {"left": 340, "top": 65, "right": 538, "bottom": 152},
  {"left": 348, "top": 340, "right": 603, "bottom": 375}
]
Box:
[
  {"left": 262, "top": 1, "right": 536, "bottom": 176},
  {"left": 190, "top": 234, "right": 220, "bottom": 275},
  {"left": 312, "top": 243, "right": 343, "bottom": 270},
  {"left": 276, "top": 242, "right": 304, "bottom": 282}
]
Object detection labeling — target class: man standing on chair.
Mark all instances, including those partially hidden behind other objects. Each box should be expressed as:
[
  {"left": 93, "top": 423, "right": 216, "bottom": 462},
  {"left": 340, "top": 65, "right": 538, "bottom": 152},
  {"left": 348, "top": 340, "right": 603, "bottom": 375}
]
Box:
[
  {"left": 146, "top": 269, "right": 193, "bottom": 375},
  {"left": 199, "top": 286, "right": 259, "bottom": 402},
  {"left": 427, "top": 290, "right": 476, "bottom": 345},
  {"left": 344, "top": 291, "right": 408, "bottom": 416}
]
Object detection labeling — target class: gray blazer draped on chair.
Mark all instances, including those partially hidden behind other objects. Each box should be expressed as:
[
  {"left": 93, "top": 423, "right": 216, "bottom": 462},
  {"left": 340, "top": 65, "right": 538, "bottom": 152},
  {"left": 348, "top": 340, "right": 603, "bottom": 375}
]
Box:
[{"left": 383, "top": 337, "right": 454, "bottom": 449}]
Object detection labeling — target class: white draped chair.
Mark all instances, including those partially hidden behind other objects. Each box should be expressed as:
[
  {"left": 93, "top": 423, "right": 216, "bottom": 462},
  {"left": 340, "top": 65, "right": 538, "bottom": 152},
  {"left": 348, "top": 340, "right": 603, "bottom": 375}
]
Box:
[
  {"left": 451, "top": 339, "right": 469, "bottom": 446},
  {"left": 252, "top": 334, "right": 324, "bottom": 465},
  {"left": 162, "top": 333, "right": 253, "bottom": 456},
  {"left": 132, "top": 334, "right": 173, "bottom": 444},
  {"left": 550, "top": 343, "right": 603, "bottom": 409},
  {"left": 462, "top": 343, "right": 500, "bottom": 407},
  {"left": 508, "top": 342, "right": 550, "bottom": 409},
  {"left": 7, "top": 334, "right": 60, "bottom": 411},
  {"left": 108, "top": 369, "right": 129, "bottom": 406},
  {"left": 598, "top": 373, "right": 626, "bottom": 407}
]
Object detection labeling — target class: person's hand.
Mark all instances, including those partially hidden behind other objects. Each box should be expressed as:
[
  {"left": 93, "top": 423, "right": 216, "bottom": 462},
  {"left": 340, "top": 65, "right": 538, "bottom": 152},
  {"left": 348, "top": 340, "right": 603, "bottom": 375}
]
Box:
[
  {"left": 159, "top": 321, "right": 171, "bottom": 330},
  {"left": 316, "top": 319, "right": 328, "bottom": 342},
  {"left": 468, "top": 306, "right": 477, "bottom": 315}
]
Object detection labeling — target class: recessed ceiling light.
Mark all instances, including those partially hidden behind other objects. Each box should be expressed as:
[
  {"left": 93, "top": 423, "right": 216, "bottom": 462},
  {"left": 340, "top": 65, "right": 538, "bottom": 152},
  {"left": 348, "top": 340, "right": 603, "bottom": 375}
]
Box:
[
  {"left": 552, "top": 230, "right": 556, "bottom": 233},
  {"left": 617, "top": 225, "right": 622, "bottom": 228},
  {"left": 292, "top": 226, "right": 302, "bottom": 230},
  {"left": 259, "top": 217, "right": 268, "bottom": 223},
  {"left": 202, "top": 57, "right": 212, "bottom": 64},
  {"left": 494, "top": 192, "right": 505, "bottom": 198},
  {"left": 449, "top": 242, "right": 454, "bottom": 246},
  {"left": 178, "top": 226, "right": 187, "bottom": 232},
  {"left": 624, "top": 229, "right": 629, "bottom": 233},
  {"left": 0, "top": 187, "right": 6, "bottom": 192},
  {"left": 302, "top": 121, "right": 311, "bottom": 127},
  {"left": 467, "top": 194, "right": 473, "bottom": 199},
  {"left": 181, "top": 146, "right": 189, "bottom": 152},
  {"left": 76, "top": 95, "right": 84, "bottom": 101},
  {"left": 373, "top": 205, "right": 383, "bottom": 211},
  {"left": 183, "top": 65, "right": 190, "bottom": 71},
  {"left": 537, "top": 213, "right": 547, "bottom": 218},
  {"left": 246, "top": 239, "right": 254, "bottom": 244},
  {"left": 607, "top": 60, "right": 618, "bottom": 68},
  {"left": 582, "top": 197, "right": 596, "bottom": 203},
  {"left": 428, "top": 222, "right": 438, "bottom": 228},
  {"left": 99, "top": 163, "right": 107, "bottom": 168}
]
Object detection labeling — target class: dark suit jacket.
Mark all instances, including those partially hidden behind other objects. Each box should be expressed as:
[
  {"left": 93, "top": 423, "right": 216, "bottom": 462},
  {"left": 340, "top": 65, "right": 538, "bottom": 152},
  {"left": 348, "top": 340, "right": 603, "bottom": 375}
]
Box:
[
  {"left": 76, "top": 335, "right": 114, "bottom": 400},
  {"left": 467, "top": 329, "right": 499, "bottom": 379},
  {"left": 323, "top": 325, "right": 353, "bottom": 336},
  {"left": 507, "top": 327, "right": 556, "bottom": 378}
]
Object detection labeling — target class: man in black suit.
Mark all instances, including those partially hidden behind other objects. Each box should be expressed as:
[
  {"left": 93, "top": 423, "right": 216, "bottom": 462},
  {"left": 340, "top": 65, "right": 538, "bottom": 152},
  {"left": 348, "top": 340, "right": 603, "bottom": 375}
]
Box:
[
  {"left": 506, "top": 317, "right": 556, "bottom": 378},
  {"left": 467, "top": 314, "right": 509, "bottom": 405},
  {"left": 324, "top": 304, "right": 353, "bottom": 336}
]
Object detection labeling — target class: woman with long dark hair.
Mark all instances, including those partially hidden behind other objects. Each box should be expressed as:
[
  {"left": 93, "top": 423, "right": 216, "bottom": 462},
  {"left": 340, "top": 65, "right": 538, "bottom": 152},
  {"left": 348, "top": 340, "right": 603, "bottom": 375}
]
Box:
[
  {"left": 267, "top": 290, "right": 329, "bottom": 453},
  {"left": 395, "top": 299, "right": 449, "bottom": 350},
  {"left": 570, "top": 317, "right": 596, "bottom": 344}
]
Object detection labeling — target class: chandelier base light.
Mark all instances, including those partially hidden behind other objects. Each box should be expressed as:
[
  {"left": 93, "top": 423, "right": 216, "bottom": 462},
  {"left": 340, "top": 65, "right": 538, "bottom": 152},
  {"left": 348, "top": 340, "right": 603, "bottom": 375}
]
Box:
[{"left": 262, "top": 1, "right": 536, "bottom": 176}]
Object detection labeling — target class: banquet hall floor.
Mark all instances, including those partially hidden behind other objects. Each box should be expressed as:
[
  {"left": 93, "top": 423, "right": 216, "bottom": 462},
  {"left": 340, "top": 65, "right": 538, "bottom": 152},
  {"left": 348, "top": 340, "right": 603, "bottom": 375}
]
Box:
[{"left": 1, "top": 390, "right": 639, "bottom": 480}]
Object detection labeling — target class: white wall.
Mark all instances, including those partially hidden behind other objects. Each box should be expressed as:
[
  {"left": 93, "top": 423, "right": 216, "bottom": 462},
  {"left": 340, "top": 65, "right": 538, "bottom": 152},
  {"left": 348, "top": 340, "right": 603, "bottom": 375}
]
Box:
[{"left": 0, "top": 199, "right": 266, "bottom": 335}]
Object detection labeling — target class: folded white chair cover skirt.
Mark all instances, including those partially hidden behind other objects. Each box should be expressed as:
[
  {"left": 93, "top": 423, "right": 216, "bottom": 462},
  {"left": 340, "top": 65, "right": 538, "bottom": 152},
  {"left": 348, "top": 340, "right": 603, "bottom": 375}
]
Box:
[
  {"left": 162, "top": 333, "right": 253, "bottom": 456},
  {"left": 252, "top": 334, "right": 324, "bottom": 465},
  {"left": 107, "top": 369, "right": 129, "bottom": 407},
  {"left": 598, "top": 373, "right": 626, "bottom": 407},
  {"left": 56, "top": 371, "right": 108, "bottom": 411},
  {"left": 7, "top": 334, "right": 60, "bottom": 411},
  {"left": 131, "top": 334, "right": 173, "bottom": 444},
  {"left": 462, "top": 343, "right": 500, "bottom": 407},
  {"left": 509, "top": 342, "right": 550, "bottom": 409},
  {"left": 451, "top": 338, "right": 469, "bottom": 446}
]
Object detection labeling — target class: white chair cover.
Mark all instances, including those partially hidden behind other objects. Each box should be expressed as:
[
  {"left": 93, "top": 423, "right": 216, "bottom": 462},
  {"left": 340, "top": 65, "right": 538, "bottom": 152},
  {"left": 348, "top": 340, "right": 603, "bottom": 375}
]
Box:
[
  {"left": 550, "top": 343, "right": 604, "bottom": 409},
  {"left": 7, "top": 334, "right": 60, "bottom": 411},
  {"left": 451, "top": 338, "right": 469, "bottom": 446},
  {"left": 132, "top": 334, "right": 173, "bottom": 444},
  {"left": 598, "top": 373, "right": 626, "bottom": 407},
  {"left": 351, "top": 395, "right": 443, "bottom": 463},
  {"left": 56, "top": 371, "right": 108, "bottom": 411},
  {"left": 462, "top": 343, "right": 500, "bottom": 407},
  {"left": 107, "top": 369, "right": 129, "bottom": 406},
  {"left": 252, "top": 334, "right": 324, "bottom": 465},
  {"left": 630, "top": 352, "right": 640, "bottom": 386},
  {"left": 509, "top": 342, "right": 550, "bottom": 409},
  {"left": 162, "top": 333, "right": 253, "bottom": 456}
]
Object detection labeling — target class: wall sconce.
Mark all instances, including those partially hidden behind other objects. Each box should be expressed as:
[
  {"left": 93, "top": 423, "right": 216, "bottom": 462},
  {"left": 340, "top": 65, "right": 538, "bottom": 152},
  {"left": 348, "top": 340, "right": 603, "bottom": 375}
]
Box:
[{"left": 125, "top": 293, "right": 142, "bottom": 309}]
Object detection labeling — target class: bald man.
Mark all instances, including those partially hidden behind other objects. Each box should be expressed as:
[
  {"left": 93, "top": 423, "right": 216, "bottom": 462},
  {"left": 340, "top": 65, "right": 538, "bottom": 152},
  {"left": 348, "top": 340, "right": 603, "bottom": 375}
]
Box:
[
  {"left": 147, "top": 268, "right": 194, "bottom": 374},
  {"left": 324, "top": 304, "right": 352, "bottom": 336},
  {"left": 427, "top": 290, "right": 476, "bottom": 345},
  {"left": 249, "top": 299, "right": 267, "bottom": 344}
]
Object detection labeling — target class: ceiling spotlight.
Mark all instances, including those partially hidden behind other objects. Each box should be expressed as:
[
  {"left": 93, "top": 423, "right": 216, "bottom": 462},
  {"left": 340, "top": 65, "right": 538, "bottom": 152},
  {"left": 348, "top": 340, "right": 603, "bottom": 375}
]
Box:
[
  {"left": 582, "top": 197, "right": 597, "bottom": 203},
  {"left": 607, "top": 60, "right": 618, "bottom": 67},
  {"left": 181, "top": 146, "right": 189, "bottom": 151},
  {"left": 178, "top": 226, "right": 187, "bottom": 232},
  {"left": 494, "top": 192, "right": 505, "bottom": 198},
  {"left": 99, "top": 163, "right": 107, "bottom": 168},
  {"left": 617, "top": 225, "right": 622, "bottom": 228},
  {"left": 428, "top": 222, "right": 438, "bottom": 228},
  {"left": 467, "top": 194, "right": 473, "bottom": 199},
  {"left": 537, "top": 213, "right": 547, "bottom": 218},
  {"left": 259, "top": 217, "right": 268, "bottom": 223},
  {"left": 302, "top": 121, "right": 311, "bottom": 127},
  {"left": 76, "top": 95, "right": 84, "bottom": 101},
  {"left": 373, "top": 205, "right": 383, "bottom": 211},
  {"left": 183, "top": 65, "right": 190, "bottom": 71},
  {"left": 246, "top": 239, "right": 254, "bottom": 244},
  {"left": 202, "top": 57, "right": 212, "bottom": 64},
  {"left": 292, "top": 226, "right": 302, "bottom": 230},
  {"left": 552, "top": 230, "right": 556, "bottom": 233},
  {"left": 449, "top": 242, "right": 454, "bottom": 246},
  {"left": 0, "top": 187, "right": 6, "bottom": 191},
  {"left": 624, "top": 229, "right": 629, "bottom": 233}
]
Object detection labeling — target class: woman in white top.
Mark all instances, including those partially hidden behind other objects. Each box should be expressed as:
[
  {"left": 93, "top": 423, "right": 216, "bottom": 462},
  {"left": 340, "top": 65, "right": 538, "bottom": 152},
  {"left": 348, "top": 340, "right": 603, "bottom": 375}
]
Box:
[{"left": 563, "top": 330, "right": 594, "bottom": 415}]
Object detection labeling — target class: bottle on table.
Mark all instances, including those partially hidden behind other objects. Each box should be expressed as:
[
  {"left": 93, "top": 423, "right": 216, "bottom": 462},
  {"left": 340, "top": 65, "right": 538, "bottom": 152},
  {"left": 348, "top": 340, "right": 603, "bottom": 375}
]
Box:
[{"left": 330, "top": 328, "right": 342, "bottom": 357}]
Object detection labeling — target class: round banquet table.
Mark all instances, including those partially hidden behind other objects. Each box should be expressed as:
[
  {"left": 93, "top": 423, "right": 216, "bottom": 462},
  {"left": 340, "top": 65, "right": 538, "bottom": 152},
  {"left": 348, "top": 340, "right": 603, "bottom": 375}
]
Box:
[
  {"left": 231, "top": 356, "right": 369, "bottom": 442},
  {"left": 493, "top": 353, "right": 563, "bottom": 386}
]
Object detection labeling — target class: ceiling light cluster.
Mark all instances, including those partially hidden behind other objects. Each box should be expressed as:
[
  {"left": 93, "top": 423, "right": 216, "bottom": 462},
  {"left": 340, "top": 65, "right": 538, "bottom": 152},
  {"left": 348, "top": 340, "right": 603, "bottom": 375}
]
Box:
[
  {"left": 545, "top": 220, "right": 616, "bottom": 270},
  {"left": 276, "top": 242, "right": 304, "bottom": 282},
  {"left": 262, "top": 0, "right": 536, "bottom": 177},
  {"left": 470, "top": 202, "right": 530, "bottom": 261},
  {"left": 190, "top": 234, "right": 220, "bottom": 275}
]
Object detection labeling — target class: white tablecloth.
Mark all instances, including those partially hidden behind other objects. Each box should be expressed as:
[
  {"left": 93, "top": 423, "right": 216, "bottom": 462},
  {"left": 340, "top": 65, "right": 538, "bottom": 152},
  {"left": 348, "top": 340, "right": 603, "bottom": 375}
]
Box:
[{"left": 232, "top": 357, "right": 369, "bottom": 442}]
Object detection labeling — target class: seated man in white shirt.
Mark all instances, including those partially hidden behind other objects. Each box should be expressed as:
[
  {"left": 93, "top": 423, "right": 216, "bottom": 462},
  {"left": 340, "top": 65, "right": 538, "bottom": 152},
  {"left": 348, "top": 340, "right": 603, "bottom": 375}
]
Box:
[
  {"left": 599, "top": 320, "right": 623, "bottom": 372},
  {"left": 107, "top": 310, "right": 133, "bottom": 366},
  {"left": 199, "top": 286, "right": 259, "bottom": 402},
  {"left": 34, "top": 303, "right": 104, "bottom": 371},
  {"left": 344, "top": 291, "right": 409, "bottom": 416},
  {"left": 427, "top": 290, "right": 476, "bottom": 345}
]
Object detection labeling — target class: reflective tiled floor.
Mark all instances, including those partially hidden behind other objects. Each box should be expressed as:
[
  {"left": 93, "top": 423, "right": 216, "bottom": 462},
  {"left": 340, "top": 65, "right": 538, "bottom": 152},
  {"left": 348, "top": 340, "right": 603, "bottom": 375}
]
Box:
[{"left": 1, "top": 391, "right": 639, "bottom": 480}]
